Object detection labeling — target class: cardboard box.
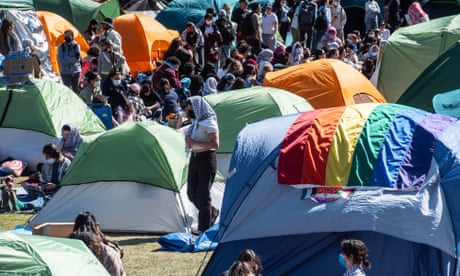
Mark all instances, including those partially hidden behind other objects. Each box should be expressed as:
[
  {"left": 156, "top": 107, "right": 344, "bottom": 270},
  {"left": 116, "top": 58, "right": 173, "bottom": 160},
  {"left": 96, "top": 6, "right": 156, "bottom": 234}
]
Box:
[
  {"left": 4, "top": 56, "right": 34, "bottom": 75},
  {"left": 3, "top": 55, "right": 34, "bottom": 84},
  {"left": 33, "top": 222, "right": 74, "bottom": 238}
]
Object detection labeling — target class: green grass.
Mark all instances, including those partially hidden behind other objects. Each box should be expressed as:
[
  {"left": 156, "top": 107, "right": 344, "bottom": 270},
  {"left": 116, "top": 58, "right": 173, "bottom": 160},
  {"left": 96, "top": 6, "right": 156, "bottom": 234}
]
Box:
[{"left": 0, "top": 214, "right": 212, "bottom": 275}]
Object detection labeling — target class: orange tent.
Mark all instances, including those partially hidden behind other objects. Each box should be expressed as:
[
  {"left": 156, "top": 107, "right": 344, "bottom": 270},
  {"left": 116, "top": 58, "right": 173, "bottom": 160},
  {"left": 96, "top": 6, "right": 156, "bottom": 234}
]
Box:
[
  {"left": 114, "top": 14, "right": 180, "bottom": 74},
  {"left": 263, "top": 59, "right": 387, "bottom": 109},
  {"left": 37, "top": 11, "right": 89, "bottom": 75}
]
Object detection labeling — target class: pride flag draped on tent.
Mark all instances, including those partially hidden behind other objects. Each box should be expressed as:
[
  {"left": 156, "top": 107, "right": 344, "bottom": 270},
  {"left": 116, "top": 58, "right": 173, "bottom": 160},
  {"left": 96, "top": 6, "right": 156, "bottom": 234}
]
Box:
[
  {"left": 205, "top": 103, "right": 460, "bottom": 275},
  {"left": 278, "top": 103, "right": 457, "bottom": 188}
]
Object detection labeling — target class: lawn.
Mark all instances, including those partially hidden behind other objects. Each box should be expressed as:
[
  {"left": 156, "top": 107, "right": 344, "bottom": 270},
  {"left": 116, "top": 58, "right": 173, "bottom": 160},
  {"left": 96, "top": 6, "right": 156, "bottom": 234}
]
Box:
[{"left": 0, "top": 213, "right": 212, "bottom": 275}]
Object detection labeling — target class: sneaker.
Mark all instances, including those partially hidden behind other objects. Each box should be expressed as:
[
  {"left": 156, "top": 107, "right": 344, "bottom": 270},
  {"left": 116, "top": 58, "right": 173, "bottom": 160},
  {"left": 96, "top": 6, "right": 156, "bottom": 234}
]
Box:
[{"left": 210, "top": 207, "right": 219, "bottom": 226}]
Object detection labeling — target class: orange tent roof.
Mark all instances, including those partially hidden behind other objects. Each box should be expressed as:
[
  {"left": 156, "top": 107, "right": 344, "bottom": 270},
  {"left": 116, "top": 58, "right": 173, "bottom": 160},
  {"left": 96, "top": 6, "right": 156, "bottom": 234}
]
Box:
[
  {"left": 37, "top": 11, "right": 89, "bottom": 75},
  {"left": 263, "top": 59, "right": 387, "bottom": 109},
  {"left": 114, "top": 13, "right": 180, "bottom": 74}
]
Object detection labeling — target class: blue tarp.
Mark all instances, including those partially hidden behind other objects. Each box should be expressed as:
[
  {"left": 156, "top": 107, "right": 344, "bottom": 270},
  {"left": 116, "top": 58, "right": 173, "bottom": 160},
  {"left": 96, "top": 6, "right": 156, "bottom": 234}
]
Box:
[{"left": 158, "top": 223, "right": 219, "bottom": 252}]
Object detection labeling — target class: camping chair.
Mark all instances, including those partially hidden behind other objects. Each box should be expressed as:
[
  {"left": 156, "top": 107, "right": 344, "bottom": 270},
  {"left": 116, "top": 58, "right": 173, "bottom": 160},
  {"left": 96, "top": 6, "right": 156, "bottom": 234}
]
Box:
[{"left": 87, "top": 103, "right": 114, "bottom": 129}]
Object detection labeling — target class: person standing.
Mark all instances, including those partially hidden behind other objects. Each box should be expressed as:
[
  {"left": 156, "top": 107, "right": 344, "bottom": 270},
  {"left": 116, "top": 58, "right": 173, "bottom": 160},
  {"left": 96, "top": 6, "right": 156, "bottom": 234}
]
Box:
[
  {"left": 185, "top": 96, "right": 220, "bottom": 233},
  {"left": 245, "top": 2, "right": 263, "bottom": 55},
  {"left": 340, "top": 239, "right": 372, "bottom": 276},
  {"left": 58, "top": 29, "right": 81, "bottom": 93},
  {"left": 231, "top": 0, "right": 249, "bottom": 42},
  {"left": 298, "top": 0, "right": 318, "bottom": 50},
  {"left": 261, "top": 3, "right": 278, "bottom": 50},
  {"left": 364, "top": 0, "right": 380, "bottom": 32},
  {"left": 99, "top": 17, "right": 123, "bottom": 54},
  {"left": 216, "top": 9, "right": 235, "bottom": 66},
  {"left": 330, "top": 0, "right": 347, "bottom": 43},
  {"left": 384, "top": 0, "right": 400, "bottom": 32},
  {"left": 83, "top": 19, "right": 99, "bottom": 46},
  {"left": 98, "top": 39, "right": 127, "bottom": 87},
  {"left": 1, "top": 18, "right": 22, "bottom": 55}
]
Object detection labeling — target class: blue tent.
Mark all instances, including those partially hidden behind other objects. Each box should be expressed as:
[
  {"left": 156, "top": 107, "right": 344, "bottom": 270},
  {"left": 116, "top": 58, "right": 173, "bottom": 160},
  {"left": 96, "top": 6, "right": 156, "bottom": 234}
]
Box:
[
  {"left": 156, "top": 0, "right": 270, "bottom": 32},
  {"left": 204, "top": 103, "right": 460, "bottom": 275}
]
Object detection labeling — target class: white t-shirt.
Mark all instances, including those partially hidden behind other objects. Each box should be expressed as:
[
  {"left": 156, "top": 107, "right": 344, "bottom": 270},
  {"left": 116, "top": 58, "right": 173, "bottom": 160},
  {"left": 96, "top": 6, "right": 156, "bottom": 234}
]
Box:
[
  {"left": 262, "top": 13, "right": 278, "bottom": 35},
  {"left": 190, "top": 119, "right": 219, "bottom": 151}
]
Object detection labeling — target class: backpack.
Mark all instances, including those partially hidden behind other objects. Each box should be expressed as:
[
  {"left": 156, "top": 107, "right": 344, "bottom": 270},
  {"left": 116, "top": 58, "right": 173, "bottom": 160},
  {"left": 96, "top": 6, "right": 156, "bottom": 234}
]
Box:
[
  {"left": 241, "top": 12, "right": 256, "bottom": 36},
  {"left": 299, "top": 1, "right": 316, "bottom": 25},
  {"left": 218, "top": 19, "right": 236, "bottom": 44},
  {"left": 315, "top": 8, "right": 328, "bottom": 32}
]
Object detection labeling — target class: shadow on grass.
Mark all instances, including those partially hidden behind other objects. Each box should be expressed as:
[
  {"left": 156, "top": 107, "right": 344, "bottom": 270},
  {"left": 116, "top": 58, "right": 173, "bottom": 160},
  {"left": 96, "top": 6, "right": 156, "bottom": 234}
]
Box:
[{"left": 117, "top": 237, "right": 158, "bottom": 246}]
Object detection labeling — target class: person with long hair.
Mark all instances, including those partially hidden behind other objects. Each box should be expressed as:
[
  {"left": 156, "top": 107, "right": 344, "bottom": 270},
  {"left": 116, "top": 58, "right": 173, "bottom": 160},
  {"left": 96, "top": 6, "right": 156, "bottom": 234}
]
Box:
[
  {"left": 1, "top": 18, "right": 22, "bottom": 55},
  {"left": 340, "top": 239, "right": 371, "bottom": 276},
  {"left": 40, "top": 143, "right": 71, "bottom": 195},
  {"left": 69, "top": 211, "right": 126, "bottom": 276}
]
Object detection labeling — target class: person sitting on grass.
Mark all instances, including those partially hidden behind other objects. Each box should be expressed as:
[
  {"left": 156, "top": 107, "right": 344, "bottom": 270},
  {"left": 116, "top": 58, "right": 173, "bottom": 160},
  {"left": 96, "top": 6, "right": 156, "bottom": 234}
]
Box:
[
  {"left": 40, "top": 143, "right": 71, "bottom": 195},
  {"left": 69, "top": 211, "right": 126, "bottom": 276}
]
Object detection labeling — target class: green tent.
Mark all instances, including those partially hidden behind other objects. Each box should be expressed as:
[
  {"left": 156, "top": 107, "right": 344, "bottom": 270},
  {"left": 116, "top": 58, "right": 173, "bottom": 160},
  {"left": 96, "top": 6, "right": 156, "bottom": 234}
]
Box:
[
  {"left": 204, "top": 86, "right": 313, "bottom": 153},
  {"left": 61, "top": 122, "right": 188, "bottom": 191},
  {"left": 30, "top": 122, "right": 222, "bottom": 233},
  {"left": 32, "top": 0, "right": 119, "bottom": 33},
  {"left": 97, "top": 0, "right": 121, "bottom": 25},
  {"left": 397, "top": 41, "right": 460, "bottom": 112},
  {"left": 0, "top": 80, "right": 105, "bottom": 136},
  {"left": 376, "top": 14, "right": 460, "bottom": 103},
  {"left": 0, "top": 0, "right": 33, "bottom": 9},
  {"left": 0, "top": 232, "right": 109, "bottom": 275}
]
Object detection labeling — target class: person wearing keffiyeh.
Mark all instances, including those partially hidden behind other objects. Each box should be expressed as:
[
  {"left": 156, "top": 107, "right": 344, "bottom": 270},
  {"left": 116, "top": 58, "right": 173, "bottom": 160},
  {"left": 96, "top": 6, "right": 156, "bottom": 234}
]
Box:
[{"left": 185, "top": 96, "right": 220, "bottom": 232}]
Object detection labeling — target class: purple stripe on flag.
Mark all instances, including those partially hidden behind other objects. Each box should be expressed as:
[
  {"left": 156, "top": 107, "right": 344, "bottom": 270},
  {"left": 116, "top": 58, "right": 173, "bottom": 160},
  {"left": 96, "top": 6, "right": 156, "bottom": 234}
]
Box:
[{"left": 396, "top": 114, "right": 457, "bottom": 188}]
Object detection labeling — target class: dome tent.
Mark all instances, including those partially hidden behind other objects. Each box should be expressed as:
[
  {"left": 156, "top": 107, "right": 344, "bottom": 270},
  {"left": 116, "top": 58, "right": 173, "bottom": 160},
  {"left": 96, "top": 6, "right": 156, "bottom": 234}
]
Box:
[
  {"left": 30, "top": 122, "right": 223, "bottom": 233},
  {"left": 0, "top": 80, "right": 105, "bottom": 168},
  {"left": 397, "top": 41, "right": 460, "bottom": 112},
  {"left": 376, "top": 14, "right": 460, "bottom": 102},
  {"left": 37, "top": 11, "right": 89, "bottom": 75},
  {"left": 205, "top": 103, "right": 460, "bottom": 275},
  {"left": 113, "top": 13, "right": 179, "bottom": 73},
  {"left": 264, "top": 59, "right": 386, "bottom": 109},
  {"left": 0, "top": 232, "right": 108, "bottom": 275},
  {"left": 204, "top": 86, "right": 313, "bottom": 178}
]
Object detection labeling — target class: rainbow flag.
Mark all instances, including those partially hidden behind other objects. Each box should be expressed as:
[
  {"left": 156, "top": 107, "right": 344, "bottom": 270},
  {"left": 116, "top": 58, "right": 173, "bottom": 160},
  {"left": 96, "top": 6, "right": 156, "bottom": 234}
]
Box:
[{"left": 278, "top": 103, "right": 458, "bottom": 188}]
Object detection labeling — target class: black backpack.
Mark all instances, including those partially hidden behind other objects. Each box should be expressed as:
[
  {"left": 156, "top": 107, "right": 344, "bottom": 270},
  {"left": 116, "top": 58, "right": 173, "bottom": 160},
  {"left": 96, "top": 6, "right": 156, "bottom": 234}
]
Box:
[
  {"left": 315, "top": 8, "right": 328, "bottom": 32},
  {"left": 241, "top": 12, "right": 256, "bottom": 36},
  {"left": 299, "top": 1, "right": 316, "bottom": 25},
  {"left": 218, "top": 19, "right": 236, "bottom": 44}
]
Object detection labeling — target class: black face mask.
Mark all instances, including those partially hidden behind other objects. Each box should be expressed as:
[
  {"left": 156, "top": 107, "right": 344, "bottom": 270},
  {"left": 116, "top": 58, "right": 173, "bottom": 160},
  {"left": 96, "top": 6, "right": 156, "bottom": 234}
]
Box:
[
  {"left": 64, "top": 36, "right": 72, "bottom": 43},
  {"left": 188, "top": 109, "right": 196, "bottom": 119}
]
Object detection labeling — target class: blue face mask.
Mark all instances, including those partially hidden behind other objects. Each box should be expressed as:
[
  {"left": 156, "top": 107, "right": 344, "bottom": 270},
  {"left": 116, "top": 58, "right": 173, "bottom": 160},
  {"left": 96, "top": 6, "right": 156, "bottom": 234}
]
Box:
[{"left": 338, "top": 254, "right": 347, "bottom": 268}]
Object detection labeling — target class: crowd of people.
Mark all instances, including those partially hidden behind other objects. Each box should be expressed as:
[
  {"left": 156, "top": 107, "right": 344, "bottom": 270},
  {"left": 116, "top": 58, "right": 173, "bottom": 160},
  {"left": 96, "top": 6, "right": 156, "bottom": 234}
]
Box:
[
  {"left": 0, "top": 0, "right": 432, "bottom": 128},
  {"left": 0, "top": 1, "right": 429, "bottom": 274},
  {"left": 55, "top": 0, "right": 428, "bottom": 129}
]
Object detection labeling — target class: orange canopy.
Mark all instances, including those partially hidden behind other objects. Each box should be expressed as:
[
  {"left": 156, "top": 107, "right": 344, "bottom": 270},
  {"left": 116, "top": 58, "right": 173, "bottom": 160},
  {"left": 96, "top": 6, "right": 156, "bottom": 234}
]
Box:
[
  {"left": 263, "top": 59, "right": 387, "bottom": 109},
  {"left": 114, "top": 13, "right": 180, "bottom": 74},
  {"left": 37, "top": 11, "right": 89, "bottom": 75}
]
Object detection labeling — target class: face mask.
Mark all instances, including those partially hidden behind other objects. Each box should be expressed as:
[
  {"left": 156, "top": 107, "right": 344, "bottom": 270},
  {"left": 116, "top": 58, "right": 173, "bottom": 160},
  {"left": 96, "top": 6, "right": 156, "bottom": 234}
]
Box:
[
  {"left": 334, "top": 2, "right": 339, "bottom": 7},
  {"left": 112, "top": 79, "right": 122, "bottom": 86},
  {"left": 338, "top": 254, "right": 347, "bottom": 268},
  {"left": 45, "top": 158, "right": 55, "bottom": 165},
  {"left": 368, "top": 33, "right": 375, "bottom": 38},
  {"left": 188, "top": 109, "right": 196, "bottom": 119},
  {"left": 64, "top": 36, "right": 72, "bottom": 43},
  {"left": 346, "top": 39, "right": 353, "bottom": 45},
  {"left": 94, "top": 81, "right": 101, "bottom": 88},
  {"left": 206, "top": 20, "right": 212, "bottom": 26}
]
